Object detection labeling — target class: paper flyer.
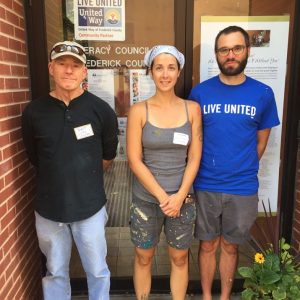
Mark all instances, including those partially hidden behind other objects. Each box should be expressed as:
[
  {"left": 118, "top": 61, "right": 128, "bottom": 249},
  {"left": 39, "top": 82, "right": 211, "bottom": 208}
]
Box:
[
  {"left": 87, "top": 69, "right": 115, "bottom": 109},
  {"left": 129, "top": 69, "right": 156, "bottom": 105},
  {"left": 116, "top": 117, "right": 127, "bottom": 160}
]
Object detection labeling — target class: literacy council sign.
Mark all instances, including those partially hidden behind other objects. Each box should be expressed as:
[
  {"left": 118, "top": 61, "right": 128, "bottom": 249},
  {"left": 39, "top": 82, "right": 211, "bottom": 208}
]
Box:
[{"left": 74, "top": 0, "right": 125, "bottom": 41}]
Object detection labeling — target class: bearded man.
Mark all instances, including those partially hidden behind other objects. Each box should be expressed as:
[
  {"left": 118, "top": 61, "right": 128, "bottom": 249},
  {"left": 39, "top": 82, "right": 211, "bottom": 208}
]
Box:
[{"left": 188, "top": 26, "right": 280, "bottom": 300}]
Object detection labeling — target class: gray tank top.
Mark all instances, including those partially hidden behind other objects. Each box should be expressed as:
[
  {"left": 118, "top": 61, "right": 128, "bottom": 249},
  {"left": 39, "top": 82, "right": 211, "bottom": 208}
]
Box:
[{"left": 132, "top": 100, "right": 192, "bottom": 203}]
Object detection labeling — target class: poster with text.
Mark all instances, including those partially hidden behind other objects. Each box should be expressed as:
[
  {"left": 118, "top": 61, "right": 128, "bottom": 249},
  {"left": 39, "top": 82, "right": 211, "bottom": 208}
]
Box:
[
  {"left": 129, "top": 69, "right": 156, "bottom": 105},
  {"left": 87, "top": 69, "right": 115, "bottom": 109},
  {"left": 116, "top": 117, "right": 127, "bottom": 160},
  {"left": 200, "top": 16, "right": 289, "bottom": 212},
  {"left": 74, "top": 0, "right": 125, "bottom": 41}
]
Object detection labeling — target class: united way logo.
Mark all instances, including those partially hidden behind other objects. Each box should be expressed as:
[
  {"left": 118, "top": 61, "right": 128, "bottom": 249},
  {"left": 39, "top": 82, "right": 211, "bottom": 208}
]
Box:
[
  {"left": 105, "top": 9, "right": 121, "bottom": 25},
  {"left": 78, "top": 7, "right": 104, "bottom": 26}
]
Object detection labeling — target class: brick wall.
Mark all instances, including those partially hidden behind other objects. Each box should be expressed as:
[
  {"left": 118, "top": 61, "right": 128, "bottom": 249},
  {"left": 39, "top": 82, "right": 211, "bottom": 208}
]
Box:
[
  {"left": 292, "top": 142, "right": 300, "bottom": 252},
  {"left": 0, "top": 1, "right": 42, "bottom": 299}
]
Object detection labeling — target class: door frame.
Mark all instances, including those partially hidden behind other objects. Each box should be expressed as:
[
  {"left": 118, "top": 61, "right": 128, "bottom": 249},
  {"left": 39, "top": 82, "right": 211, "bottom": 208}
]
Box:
[{"left": 279, "top": 0, "right": 300, "bottom": 241}]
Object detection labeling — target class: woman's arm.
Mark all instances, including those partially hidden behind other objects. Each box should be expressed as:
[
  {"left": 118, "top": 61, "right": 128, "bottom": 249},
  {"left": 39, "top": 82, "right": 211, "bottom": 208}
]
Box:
[
  {"left": 178, "top": 101, "right": 202, "bottom": 196},
  {"left": 126, "top": 102, "right": 169, "bottom": 204},
  {"left": 160, "top": 101, "right": 202, "bottom": 217}
]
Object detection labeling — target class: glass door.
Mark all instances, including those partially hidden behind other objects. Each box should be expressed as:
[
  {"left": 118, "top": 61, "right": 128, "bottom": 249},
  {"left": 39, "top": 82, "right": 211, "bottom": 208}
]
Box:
[{"left": 44, "top": 0, "right": 188, "bottom": 293}]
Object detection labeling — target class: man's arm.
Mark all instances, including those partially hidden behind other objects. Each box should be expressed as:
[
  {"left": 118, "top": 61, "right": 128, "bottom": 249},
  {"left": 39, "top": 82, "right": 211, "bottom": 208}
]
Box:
[
  {"left": 257, "top": 128, "right": 271, "bottom": 160},
  {"left": 103, "top": 159, "right": 113, "bottom": 171},
  {"left": 100, "top": 102, "right": 118, "bottom": 171},
  {"left": 21, "top": 105, "right": 38, "bottom": 166}
]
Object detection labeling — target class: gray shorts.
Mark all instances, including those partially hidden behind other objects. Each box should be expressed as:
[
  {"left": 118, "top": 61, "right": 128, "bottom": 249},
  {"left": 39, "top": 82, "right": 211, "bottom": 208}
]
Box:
[
  {"left": 194, "top": 191, "right": 258, "bottom": 245},
  {"left": 130, "top": 195, "right": 196, "bottom": 250}
]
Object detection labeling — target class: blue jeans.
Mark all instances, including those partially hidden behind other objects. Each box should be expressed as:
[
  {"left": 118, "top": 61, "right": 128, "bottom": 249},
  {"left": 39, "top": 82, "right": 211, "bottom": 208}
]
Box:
[{"left": 35, "top": 207, "right": 110, "bottom": 300}]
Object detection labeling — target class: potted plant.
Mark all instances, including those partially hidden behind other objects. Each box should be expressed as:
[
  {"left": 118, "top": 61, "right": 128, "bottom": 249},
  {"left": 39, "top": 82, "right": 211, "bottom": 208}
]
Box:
[{"left": 238, "top": 201, "right": 300, "bottom": 299}]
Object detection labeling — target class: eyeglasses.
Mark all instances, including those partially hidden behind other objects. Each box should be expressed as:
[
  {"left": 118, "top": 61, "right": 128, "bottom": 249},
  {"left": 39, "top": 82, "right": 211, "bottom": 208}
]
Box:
[
  {"left": 216, "top": 45, "right": 246, "bottom": 57},
  {"left": 50, "top": 44, "right": 85, "bottom": 58}
]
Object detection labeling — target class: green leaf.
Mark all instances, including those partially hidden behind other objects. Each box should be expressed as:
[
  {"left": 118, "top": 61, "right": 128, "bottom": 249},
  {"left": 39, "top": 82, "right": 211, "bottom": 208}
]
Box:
[
  {"left": 280, "top": 237, "right": 286, "bottom": 246},
  {"left": 290, "top": 285, "right": 300, "bottom": 294},
  {"left": 243, "top": 278, "right": 259, "bottom": 290},
  {"left": 272, "top": 289, "right": 286, "bottom": 300},
  {"left": 294, "top": 275, "right": 300, "bottom": 282},
  {"left": 241, "top": 288, "right": 257, "bottom": 300},
  {"left": 285, "top": 264, "right": 295, "bottom": 272},
  {"left": 260, "top": 295, "right": 272, "bottom": 300},
  {"left": 239, "top": 267, "right": 255, "bottom": 279},
  {"left": 264, "top": 254, "right": 280, "bottom": 272},
  {"left": 281, "top": 241, "right": 290, "bottom": 251},
  {"left": 253, "top": 263, "right": 262, "bottom": 272},
  {"left": 260, "top": 270, "right": 281, "bottom": 285},
  {"left": 282, "top": 274, "right": 293, "bottom": 285}
]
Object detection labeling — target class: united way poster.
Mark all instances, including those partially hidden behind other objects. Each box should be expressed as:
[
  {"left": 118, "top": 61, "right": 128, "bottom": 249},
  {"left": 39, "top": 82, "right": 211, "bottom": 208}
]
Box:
[
  {"left": 200, "top": 16, "right": 289, "bottom": 212},
  {"left": 74, "top": 0, "right": 125, "bottom": 41}
]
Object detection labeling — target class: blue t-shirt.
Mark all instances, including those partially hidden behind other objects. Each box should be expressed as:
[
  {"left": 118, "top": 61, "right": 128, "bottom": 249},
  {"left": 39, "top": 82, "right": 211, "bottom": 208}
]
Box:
[{"left": 189, "top": 75, "right": 280, "bottom": 195}]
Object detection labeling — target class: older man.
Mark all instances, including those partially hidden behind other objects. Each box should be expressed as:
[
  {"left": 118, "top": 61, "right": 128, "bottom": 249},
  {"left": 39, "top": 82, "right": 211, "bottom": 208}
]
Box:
[{"left": 22, "top": 41, "right": 118, "bottom": 300}]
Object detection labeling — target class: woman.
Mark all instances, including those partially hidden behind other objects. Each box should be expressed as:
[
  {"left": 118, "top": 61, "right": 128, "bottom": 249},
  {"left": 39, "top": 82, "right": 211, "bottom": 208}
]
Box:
[{"left": 126, "top": 45, "right": 202, "bottom": 300}]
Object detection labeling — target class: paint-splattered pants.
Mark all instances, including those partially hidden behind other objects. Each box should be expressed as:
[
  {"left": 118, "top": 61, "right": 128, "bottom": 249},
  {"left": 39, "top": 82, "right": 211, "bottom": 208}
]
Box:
[{"left": 130, "top": 195, "right": 196, "bottom": 249}]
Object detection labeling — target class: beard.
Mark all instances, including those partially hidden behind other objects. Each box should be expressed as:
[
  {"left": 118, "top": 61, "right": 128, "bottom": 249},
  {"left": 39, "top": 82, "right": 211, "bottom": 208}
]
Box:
[{"left": 217, "top": 54, "right": 248, "bottom": 76}]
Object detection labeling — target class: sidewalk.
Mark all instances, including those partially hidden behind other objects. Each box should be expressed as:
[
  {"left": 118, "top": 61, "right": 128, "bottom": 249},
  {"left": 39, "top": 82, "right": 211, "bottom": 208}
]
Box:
[{"left": 73, "top": 293, "right": 242, "bottom": 299}]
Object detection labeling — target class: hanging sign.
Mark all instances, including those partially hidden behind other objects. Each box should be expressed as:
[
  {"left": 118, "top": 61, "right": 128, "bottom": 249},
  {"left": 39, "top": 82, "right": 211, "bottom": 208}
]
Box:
[{"left": 74, "top": 0, "right": 125, "bottom": 41}]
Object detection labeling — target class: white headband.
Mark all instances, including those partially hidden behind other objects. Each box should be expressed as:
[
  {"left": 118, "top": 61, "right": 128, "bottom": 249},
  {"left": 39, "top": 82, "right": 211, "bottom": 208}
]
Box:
[{"left": 144, "top": 45, "right": 185, "bottom": 70}]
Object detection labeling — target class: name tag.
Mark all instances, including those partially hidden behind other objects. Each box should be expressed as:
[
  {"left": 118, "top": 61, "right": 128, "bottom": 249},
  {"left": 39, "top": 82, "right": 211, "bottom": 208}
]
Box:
[
  {"left": 173, "top": 132, "right": 189, "bottom": 146},
  {"left": 74, "top": 124, "right": 94, "bottom": 140}
]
